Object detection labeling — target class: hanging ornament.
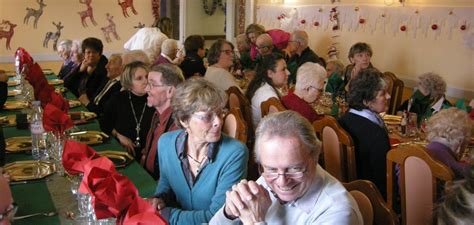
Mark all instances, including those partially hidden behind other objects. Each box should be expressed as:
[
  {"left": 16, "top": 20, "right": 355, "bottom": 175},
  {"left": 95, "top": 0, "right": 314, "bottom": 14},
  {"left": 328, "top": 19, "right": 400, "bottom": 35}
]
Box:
[
  {"left": 202, "top": 0, "right": 218, "bottom": 16},
  {"left": 101, "top": 13, "right": 120, "bottom": 43},
  {"left": 359, "top": 18, "right": 365, "bottom": 24},
  {"left": 314, "top": 21, "right": 320, "bottom": 27},
  {"left": 43, "top": 22, "right": 64, "bottom": 51},
  {"left": 460, "top": 24, "right": 467, "bottom": 30},
  {"left": 0, "top": 20, "right": 16, "bottom": 50},
  {"left": 300, "top": 19, "right": 306, "bottom": 24},
  {"left": 78, "top": 0, "right": 98, "bottom": 27},
  {"left": 330, "top": 7, "right": 340, "bottom": 31},
  {"left": 24, "top": 0, "right": 46, "bottom": 29},
  {"left": 431, "top": 24, "right": 438, "bottom": 30},
  {"left": 118, "top": 0, "right": 138, "bottom": 18},
  {"left": 400, "top": 25, "right": 407, "bottom": 31},
  {"left": 152, "top": 0, "right": 160, "bottom": 20}
]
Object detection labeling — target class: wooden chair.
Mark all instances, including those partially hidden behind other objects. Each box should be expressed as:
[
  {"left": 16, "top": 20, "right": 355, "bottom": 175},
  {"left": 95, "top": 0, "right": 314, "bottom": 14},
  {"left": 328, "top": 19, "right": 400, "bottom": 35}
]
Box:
[
  {"left": 344, "top": 180, "right": 399, "bottom": 225},
  {"left": 382, "top": 72, "right": 404, "bottom": 115},
  {"left": 260, "top": 97, "right": 286, "bottom": 118},
  {"left": 386, "top": 144, "right": 454, "bottom": 225},
  {"left": 222, "top": 107, "right": 247, "bottom": 144},
  {"left": 312, "top": 116, "right": 356, "bottom": 182},
  {"left": 226, "top": 86, "right": 254, "bottom": 144}
]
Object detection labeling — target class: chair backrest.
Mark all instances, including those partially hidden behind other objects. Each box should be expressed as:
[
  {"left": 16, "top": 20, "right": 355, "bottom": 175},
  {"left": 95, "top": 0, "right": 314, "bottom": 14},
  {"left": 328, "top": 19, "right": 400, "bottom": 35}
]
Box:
[
  {"left": 223, "top": 107, "right": 247, "bottom": 144},
  {"left": 386, "top": 144, "right": 454, "bottom": 225},
  {"left": 382, "top": 72, "right": 404, "bottom": 115},
  {"left": 226, "top": 86, "right": 254, "bottom": 143},
  {"left": 260, "top": 97, "right": 286, "bottom": 118},
  {"left": 344, "top": 180, "right": 399, "bottom": 225},
  {"left": 312, "top": 116, "right": 356, "bottom": 182}
]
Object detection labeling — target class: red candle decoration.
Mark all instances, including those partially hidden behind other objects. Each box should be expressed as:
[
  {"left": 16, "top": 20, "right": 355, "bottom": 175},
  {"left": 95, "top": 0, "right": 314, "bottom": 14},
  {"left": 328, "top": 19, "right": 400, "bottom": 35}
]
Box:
[
  {"left": 300, "top": 19, "right": 306, "bottom": 24},
  {"left": 460, "top": 25, "right": 466, "bottom": 30},
  {"left": 313, "top": 21, "right": 320, "bottom": 27},
  {"left": 431, "top": 24, "right": 438, "bottom": 30},
  {"left": 359, "top": 18, "right": 365, "bottom": 24},
  {"left": 400, "top": 25, "right": 407, "bottom": 31}
]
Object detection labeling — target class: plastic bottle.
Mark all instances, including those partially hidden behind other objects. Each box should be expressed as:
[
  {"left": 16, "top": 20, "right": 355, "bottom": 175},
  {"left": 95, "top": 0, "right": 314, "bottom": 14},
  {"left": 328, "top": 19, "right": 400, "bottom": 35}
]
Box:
[{"left": 30, "top": 101, "right": 48, "bottom": 160}]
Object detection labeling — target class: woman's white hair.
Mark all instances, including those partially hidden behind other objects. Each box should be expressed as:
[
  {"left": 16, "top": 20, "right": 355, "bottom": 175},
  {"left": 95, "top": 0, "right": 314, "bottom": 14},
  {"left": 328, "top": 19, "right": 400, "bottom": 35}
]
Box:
[
  {"left": 161, "top": 39, "right": 178, "bottom": 57},
  {"left": 427, "top": 108, "right": 472, "bottom": 153},
  {"left": 418, "top": 72, "right": 447, "bottom": 100},
  {"left": 294, "top": 62, "right": 326, "bottom": 91}
]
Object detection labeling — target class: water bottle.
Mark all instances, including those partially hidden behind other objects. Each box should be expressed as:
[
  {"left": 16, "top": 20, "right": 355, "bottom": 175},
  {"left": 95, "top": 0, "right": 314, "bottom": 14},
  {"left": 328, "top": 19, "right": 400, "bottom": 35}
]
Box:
[{"left": 30, "top": 101, "right": 48, "bottom": 160}]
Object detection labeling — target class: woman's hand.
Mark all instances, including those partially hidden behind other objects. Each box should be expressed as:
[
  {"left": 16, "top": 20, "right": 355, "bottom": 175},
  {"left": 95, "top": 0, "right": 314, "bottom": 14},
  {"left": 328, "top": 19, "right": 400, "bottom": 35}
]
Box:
[
  {"left": 115, "top": 132, "right": 136, "bottom": 156},
  {"left": 148, "top": 197, "right": 166, "bottom": 211}
]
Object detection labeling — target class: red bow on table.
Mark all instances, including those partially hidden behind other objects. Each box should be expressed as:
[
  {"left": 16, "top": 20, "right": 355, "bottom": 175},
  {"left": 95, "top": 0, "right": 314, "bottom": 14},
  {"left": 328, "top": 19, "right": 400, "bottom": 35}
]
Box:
[
  {"left": 62, "top": 140, "right": 100, "bottom": 175},
  {"left": 43, "top": 103, "right": 73, "bottom": 134},
  {"left": 117, "top": 197, "right": 168, "bottom": 225}
]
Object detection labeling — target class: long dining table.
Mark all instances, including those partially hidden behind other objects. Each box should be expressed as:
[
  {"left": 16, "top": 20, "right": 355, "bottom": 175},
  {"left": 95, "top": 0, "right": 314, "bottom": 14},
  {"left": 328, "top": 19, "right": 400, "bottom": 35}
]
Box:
[{"left": 2, "top": 72, "right": 157, "bottom": 225}]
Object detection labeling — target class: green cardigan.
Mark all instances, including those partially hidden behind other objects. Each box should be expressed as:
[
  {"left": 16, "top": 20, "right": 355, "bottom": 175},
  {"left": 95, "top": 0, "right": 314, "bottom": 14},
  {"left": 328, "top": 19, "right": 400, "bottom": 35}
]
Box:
[{"left": 155, "top": 130, "right": 248, "bottom": 225}]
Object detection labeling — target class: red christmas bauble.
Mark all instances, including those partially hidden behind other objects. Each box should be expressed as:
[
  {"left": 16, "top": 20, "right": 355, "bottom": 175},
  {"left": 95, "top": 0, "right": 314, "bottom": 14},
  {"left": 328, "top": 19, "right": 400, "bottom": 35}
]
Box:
[
  {"left": 300, "top": 19, "right": 306, "bottom": 24},
  {"left": 277, "top": 16, "right": 281, "bottom": 20},
  {"left": 314, "top": 21, "right": 320, "bottom": 27},
  {"left": 359, "top": 18, "right": 365, "bottom": 24},
  {"left": 431, "top": 24, "right": 438, "bottom": 30},
  {"left": 400, "top": 25, "right": 407, "bottom": 31},
  {"left": 461, "top": 25, "right": 467, "bottom": 30}
]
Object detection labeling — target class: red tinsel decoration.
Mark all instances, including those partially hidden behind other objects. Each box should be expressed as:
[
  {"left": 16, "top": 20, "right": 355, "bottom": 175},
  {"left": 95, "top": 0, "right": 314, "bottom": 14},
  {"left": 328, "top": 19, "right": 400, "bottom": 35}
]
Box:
[{"left": 152, "top": 0, "right": 160, "bottom": 20}]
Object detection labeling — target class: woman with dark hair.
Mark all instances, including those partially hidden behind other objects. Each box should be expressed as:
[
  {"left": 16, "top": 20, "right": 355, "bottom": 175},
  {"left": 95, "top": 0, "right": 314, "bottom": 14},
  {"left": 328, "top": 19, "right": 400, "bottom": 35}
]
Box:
[
  {"left": 100, "top": 61, "right": 155, "bottom": 159},
  {"left": 204, "top": 39, "right": 239, "bottom": 92},
  {"left": 246, "top": 53, "right": 289, "bottom": 128},
  {"left": 180, "top": 35, "right": 206, "bottom": 79},
  {"left": 338, "top": 68, "right": 391, "bottom": 198},
  {"left": 342, "top": 42, "right": 376, "bottom": 93}
]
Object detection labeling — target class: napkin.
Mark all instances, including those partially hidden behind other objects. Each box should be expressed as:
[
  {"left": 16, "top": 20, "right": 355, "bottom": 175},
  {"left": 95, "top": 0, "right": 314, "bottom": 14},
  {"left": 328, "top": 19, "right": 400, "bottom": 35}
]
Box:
[
  {"left": 15, "top": 47, "right": 34, "bottom": 73},
  {"left": 78, "top": 157, "right": 117, "bottom": 195},
  {"left": 116, "top": 197, "right": 168, "bottom": 225},
  {"left": 43, "top": 103, "right": 73, "bottom": 133},
  {"left": 92, "top": 172, "right": 139, "bottom": 219},
  {"left": 62, "top": 140, "right": 99, "bottom": 175}
]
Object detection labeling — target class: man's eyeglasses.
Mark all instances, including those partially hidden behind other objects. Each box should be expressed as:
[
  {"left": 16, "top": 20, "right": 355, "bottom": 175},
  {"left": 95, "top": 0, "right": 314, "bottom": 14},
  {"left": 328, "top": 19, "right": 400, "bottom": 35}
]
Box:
[
  {"left": 256, "top": 45, "right": 271, "bottom": 51},
  {"left": 0, "top": 203, "right": 18, "bottom": 222},
  {"left": 259, "top": 165, "right": 307, "bottom": 180},
  {"left": 146, "top": 83, "right": 168, "bottom": 89},
  {"left": 192, "top": 109, "right": 228, "bottom": 123}
]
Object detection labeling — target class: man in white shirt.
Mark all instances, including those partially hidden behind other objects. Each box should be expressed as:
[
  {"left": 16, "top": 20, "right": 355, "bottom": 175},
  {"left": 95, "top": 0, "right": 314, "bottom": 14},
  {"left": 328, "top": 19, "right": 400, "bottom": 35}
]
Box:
[{"left": 210, "top": 111, "right": 362, "bottom": 225}]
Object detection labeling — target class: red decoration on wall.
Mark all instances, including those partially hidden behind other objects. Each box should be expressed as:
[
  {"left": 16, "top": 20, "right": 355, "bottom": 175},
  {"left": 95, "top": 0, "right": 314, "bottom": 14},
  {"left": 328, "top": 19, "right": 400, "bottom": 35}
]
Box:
[
  {"left": 43, "top": 22, "right": 64, "bottom": 51},
  {"left": 313, "top": 21, "right": 320, "bottom": 27},
  {"left": 24, "top": 0, "right": 47, "bottom": 29},
  {"left": 330, "top": 7, "right": 340, "bottom": 31},
  {"left": 400, "top": 25, "right": 407, "bottom": 31},
  {"left": 300, "top": 19, "right": 306, "bottom": 24},
  {"left": 118, "top": 0, "right": 138, "bottom": 18},
  {"left": 152, "top": 0, "right": 160, "bottom": 20},
  {"left": 460, "top": 24, "right": 466, "bottom": 31},
  {"left": 431, "top": 24, "right": 438, "bottom": 30},
  {"left": 359, "top": 18, "right": 365, "bottom": 24},
  {"left": 0, "top": 20, "right": 17, "bottom": 50},
  {"left": 78, "top": 0, "right": 97, "bottom": 27},
  {"left": 101, "top": 13, "right": 120, "bottom": 43}
]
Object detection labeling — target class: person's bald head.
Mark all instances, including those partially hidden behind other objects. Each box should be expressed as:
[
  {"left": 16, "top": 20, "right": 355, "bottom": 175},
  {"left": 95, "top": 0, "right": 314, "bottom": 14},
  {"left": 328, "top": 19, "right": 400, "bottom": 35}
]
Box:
[{"left": 256, "top": 33, "right": 273, "bottom": 56}]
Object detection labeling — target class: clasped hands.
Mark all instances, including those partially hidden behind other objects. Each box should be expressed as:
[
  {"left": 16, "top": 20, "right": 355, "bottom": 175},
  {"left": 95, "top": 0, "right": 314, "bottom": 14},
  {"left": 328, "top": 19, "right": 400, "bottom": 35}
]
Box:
[{"left": 224, "top": 180, "right": 271, "bottom": 225}]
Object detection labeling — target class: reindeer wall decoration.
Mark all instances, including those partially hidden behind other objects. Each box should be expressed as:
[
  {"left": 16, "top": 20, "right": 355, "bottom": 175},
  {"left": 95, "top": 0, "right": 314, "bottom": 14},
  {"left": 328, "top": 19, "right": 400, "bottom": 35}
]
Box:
[
  {"left": 43, "top": 22, "right": 63, "bottom": 51},
  {"left": 0, "top": 20, "right": 17, "bottom": 50},
  {"left": 101, "top": 13, "right": 120, "bottom": 43},
  {"left": 78, "top": 0, "right": 97, "bottom": 27},
  {"left": 118, "top": 0, "right": 138, "bottom": 18},
  {"left": 24, "top": 0, "right": 47, "bottom": 29}
]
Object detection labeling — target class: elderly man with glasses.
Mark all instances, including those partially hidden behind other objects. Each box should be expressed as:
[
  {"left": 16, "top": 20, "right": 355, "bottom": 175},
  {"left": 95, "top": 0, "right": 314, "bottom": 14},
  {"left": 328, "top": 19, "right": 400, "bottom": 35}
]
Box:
[
  {"left": 286, "top": 30, "right": 324, "bottom": 85},
  {"left": 140, "top": 63, "right": 185, "bottom": 179},
  {"left": 210, "top": 111, "right": 362, "bottom": 225}
]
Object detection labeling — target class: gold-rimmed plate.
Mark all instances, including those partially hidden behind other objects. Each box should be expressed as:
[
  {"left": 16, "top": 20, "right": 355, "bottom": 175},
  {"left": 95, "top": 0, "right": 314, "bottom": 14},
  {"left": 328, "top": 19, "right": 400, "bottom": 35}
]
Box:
[
  {"left": 48, "top": 79, "right": 64, "bottom": 85},
  {"left": 69, "top": 111, "right": 97, "bottom": 124},
  {"left": 0, "top": 115, "right": 16, "bottom": 127},
  {"left": 98, "top": 151, "right": 134, "bottom": 168},
  {"left": 4, "top": 100, "right": 28, "bottom": 110},
  {"left": 382, "top": 114, "right": 402, "bottom": 125},
  {"left": 5, "top": 136, "right": 32, "bottom": 153},
  {"left": 3, "top": 160, "right": 56, "bottom": 181},
  {"left": 43, "top": 69, "right": 54, "bottom": 75},
  {"left": 7, "top": 89, "right": 21, "bottom": 96},
  {"left": 55, "top": 87, "right": 67, "bottom": 93},
  {"left": 7, "top": 80, "right": 20, "bottom": 86},
  {"left": 68, "top": 131, "right": 109, "bottom": 145},
  {"left": 69, "top": 99, "right": 81, "bottom": 108}
]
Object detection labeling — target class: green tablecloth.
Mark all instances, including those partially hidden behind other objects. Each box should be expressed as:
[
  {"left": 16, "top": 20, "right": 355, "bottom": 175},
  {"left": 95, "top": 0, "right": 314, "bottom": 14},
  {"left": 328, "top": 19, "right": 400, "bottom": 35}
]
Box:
[{"left": 3, "top": 74, "right": 156, "bottom": 224}]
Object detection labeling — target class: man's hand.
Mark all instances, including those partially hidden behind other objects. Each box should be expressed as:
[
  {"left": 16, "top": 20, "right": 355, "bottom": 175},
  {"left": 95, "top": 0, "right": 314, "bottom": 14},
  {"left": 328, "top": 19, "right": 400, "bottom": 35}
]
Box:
[
  {"left": 78, "top": 94, "right": 90, "bottom": 106},
  {"left": 224, "top": 180, "right": 271, "bottom": 223},
  {"left": 148, "top": 197, "right": 166, "bottom": 211}
]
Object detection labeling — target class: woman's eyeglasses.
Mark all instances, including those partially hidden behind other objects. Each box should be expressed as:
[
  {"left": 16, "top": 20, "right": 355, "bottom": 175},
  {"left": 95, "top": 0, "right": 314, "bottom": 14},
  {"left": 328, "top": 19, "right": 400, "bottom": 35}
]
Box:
[
  {"left": 192, "top": 109, "right": 228, "bottom": 123},
  {"left": 0, "top": 203, "right": 18, "bottom": 222}
]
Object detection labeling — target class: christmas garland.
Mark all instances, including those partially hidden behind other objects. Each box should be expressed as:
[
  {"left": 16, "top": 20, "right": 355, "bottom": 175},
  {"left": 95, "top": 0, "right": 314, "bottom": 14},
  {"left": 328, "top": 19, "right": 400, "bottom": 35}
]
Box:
[{"left": 152, "top": 0, "right": 160, "bottom": 20}]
